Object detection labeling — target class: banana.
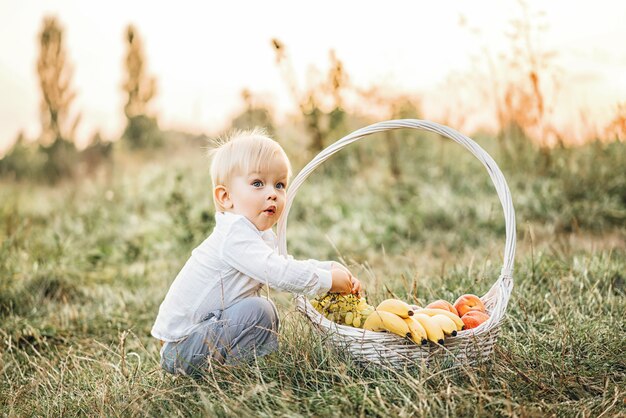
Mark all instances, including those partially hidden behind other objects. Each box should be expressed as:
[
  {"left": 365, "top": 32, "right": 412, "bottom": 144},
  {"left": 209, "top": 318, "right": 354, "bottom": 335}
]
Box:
[
  {"left": 413, "top": 313, "right": 445, "bottom": 345},
  {"left": 416, "top": 308, "right": 464, "bottom": 331},
  {"left": 403, "top": 317, "right": 428, "bottom": 345},
  {"left": 376, "top": 299, "right": 414, "bottom": 318},
  {"left": 430, "top": 314, "right": 458, "bottom": 337},
  {"left": 363, "top": 310, "right": 411, "bottom": 339}
]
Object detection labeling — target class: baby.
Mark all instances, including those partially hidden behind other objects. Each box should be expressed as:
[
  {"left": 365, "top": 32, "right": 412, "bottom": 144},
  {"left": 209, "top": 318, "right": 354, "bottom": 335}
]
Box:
[{"left": 151, "top": 128, "right": 362, "bottom": 376}]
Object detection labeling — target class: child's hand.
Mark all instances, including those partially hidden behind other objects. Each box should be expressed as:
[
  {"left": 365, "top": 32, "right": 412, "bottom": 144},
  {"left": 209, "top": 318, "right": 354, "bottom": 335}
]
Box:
[
  {"left": 331, "top": 262, "right": 363, "bottom": 296},
  {"left": 330, "top": 267, "right": 353, "bottom": 295},
  {"left": 330, "top": 266, "right": 363, "bottom": 296}
]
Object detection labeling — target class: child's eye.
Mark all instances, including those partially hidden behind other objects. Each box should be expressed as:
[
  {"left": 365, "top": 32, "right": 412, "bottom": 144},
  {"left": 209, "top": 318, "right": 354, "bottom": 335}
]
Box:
[
  {"left": 252, "top": 180, "right": 263, "bottom": 187},
  {"left": 276, "top": 182, "right": 286, "bottom": 190}
]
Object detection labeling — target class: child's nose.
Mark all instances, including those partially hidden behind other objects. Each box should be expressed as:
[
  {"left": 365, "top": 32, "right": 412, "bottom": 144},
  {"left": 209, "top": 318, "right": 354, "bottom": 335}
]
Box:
[{"left": 267, "top": 187, "right": 278, "bottom": 200}]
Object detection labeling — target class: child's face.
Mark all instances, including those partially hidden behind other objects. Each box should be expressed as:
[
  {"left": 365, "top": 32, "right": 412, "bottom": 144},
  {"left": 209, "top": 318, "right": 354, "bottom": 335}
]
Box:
[{"left": 226, "top": 154, "right": 289, "bottom": 231}]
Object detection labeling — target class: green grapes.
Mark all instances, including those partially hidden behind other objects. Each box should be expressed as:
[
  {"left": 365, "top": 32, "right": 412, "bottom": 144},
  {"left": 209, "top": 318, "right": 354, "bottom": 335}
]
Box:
[{"left": 309, "top": 293, "right": 374, "bottom": 328}]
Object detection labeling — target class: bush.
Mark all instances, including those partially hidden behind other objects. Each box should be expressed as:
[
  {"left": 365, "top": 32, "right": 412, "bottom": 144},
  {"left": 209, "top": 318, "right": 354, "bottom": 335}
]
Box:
[
  {"left": 40, "top": 138, "right": 81, "bottom": 182},
  {"left": 0, "top": 139, "right": 46, "bottom": 181},
  {"left": 0, "top": 138, "right": 79, "bottom": 183},
  {"left": 123, "top": 115, "right": 164, "bottom": 149},
  {"left": 0, "top": 136, "right": 114, "bottom": 183}
]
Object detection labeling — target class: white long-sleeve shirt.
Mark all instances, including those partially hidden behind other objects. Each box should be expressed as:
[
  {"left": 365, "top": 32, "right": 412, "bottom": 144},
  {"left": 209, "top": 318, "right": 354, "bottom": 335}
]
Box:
[{"left": 151, "top": 211, "right": 333, "bottom": 342}]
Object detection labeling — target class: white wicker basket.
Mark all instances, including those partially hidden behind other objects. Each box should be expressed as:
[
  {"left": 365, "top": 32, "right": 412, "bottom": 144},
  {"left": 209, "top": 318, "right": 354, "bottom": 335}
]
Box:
[{"left": 276, "top": 119, "right": 516, "bottom": 367}]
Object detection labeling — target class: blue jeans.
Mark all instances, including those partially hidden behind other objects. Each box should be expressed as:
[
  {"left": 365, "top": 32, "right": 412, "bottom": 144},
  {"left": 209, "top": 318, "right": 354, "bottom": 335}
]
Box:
[{"left": 160, "top": 297, "right": 279, "bottom": 376}]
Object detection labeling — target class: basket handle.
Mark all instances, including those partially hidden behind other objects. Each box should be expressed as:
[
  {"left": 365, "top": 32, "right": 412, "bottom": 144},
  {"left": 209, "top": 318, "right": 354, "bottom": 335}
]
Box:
[{"left": 276, "top": 119, "right": 516, "bottom": 281}]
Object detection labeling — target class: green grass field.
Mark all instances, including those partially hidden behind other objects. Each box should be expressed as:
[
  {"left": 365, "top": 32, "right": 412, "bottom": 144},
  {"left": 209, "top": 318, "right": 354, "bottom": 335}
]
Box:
[{"left": 1, "top": 132, "right": 624, "bottom": 417}]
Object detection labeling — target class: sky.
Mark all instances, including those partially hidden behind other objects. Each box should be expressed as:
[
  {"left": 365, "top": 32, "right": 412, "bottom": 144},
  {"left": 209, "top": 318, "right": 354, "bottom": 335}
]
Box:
[{"left": 1, "top": 0, "right": 625, "bottom": 153}]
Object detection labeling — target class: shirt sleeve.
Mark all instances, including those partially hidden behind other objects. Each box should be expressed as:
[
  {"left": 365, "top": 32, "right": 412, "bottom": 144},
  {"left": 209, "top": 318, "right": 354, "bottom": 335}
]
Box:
[
  {"left": 221, "top": 220, "right": 332, "bottom": 295},
  {"left": 288, "top": 255, "right": 333, "bottom": 271}
]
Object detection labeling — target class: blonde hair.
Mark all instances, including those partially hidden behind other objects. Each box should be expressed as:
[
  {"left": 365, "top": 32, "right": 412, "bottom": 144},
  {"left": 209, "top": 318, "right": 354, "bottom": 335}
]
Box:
[{"left": 209, "top": 128, "right": 292, "bottom": 211}]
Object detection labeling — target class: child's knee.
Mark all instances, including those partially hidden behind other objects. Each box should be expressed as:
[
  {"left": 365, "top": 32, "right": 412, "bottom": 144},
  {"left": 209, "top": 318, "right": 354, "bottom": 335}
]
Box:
[{"left": 248, "top": 297, "right": 279, "bottom": 329}]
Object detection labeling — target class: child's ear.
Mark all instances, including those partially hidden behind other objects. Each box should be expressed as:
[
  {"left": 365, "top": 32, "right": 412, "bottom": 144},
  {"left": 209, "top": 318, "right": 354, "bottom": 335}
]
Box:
[{"left": 214, "top": 185, "right": 233, "bottom": 209}]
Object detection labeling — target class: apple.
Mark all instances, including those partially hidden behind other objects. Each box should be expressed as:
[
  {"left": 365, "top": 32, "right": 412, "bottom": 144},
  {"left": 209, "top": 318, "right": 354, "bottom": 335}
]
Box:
[
  {"left": 461, "top": 310, "right": 490, "bottom": 329},
  {"left": 426, "top": 299, "right": 459, "bottom": 316},
  {"left": 453, "top": 294, "right": 486, "bottom": 317}
]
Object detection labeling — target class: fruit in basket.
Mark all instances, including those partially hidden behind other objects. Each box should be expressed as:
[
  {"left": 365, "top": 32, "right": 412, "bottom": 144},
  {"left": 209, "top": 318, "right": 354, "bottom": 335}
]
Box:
[
  {"left": 363, "top": 310, "right": 411, "bottom": 338},
  {"left": 461, "top": 310, "right": 490, "bottom": 329},
  {"left": 404, "top": 317, "right": 428, "bottom": 345},
  {"left": 426, "top": 300, "right": 459, "bottom": 316},
  {"left": 413, "top": 313, "right": 445, "bottom": 345},
  {"left": 415, "top": 308, "right": 464, "bottom": 331},
  {"left": 430, "top": 314, "right": 458, "bottom": 337},
  {"left": 376, "top": 299, "right": 414, "bottom": 318},
  {"left": 453, "top": 294, "right": 486, "bottom": 317},
  {"left": 310, "top": 293, "right": 374, "bottom": 328}
]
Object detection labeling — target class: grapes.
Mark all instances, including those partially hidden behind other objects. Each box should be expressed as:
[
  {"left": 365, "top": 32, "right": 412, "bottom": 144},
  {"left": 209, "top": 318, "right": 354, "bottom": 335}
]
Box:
[{"left": 310, "top": 293, "right": 374, "bottom": 328}]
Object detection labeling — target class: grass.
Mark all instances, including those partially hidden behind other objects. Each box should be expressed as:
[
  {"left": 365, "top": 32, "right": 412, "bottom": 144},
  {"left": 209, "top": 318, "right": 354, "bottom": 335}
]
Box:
[{"left": 0, "top": 133, "right": 625, "bottom": 417}]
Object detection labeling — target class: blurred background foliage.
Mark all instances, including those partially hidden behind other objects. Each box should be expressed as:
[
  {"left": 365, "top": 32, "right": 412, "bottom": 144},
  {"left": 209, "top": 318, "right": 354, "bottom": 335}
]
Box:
[{"left": 0, "top": 13, "right": 624, "bottom": 233}]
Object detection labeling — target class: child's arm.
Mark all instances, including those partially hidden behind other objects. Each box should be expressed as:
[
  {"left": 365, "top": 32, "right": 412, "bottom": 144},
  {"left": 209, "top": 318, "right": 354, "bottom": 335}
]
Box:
[
  {"left": 290, "top": 256, "right": 361, "bottom": 295},
  {"left": 222, "top": 221, "right": 354, "bottom": 295}
]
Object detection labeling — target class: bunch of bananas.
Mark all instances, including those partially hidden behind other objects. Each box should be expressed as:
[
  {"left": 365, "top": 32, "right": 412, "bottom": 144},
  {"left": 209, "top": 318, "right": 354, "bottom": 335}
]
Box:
[
  {"left": 310, "top": 293, "right": 374, "bottom": 328},
  {"left": 363, "top": 300, "right": 465, "bottom": 346},
  {"left": 310, "top": 295, "right": 467, "bottom": 346}
]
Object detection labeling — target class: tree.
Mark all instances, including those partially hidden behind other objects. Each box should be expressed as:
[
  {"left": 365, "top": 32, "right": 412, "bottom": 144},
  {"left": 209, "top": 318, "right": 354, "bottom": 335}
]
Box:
[
  {"left": 37, "top": 16, "right": 80, "bottom": 145},
  {"left": 36, "top": 16, "right": 80, "bottom": 181},
  {"left": 122, "top": 24, "right": 162, "bottom": 148}
]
